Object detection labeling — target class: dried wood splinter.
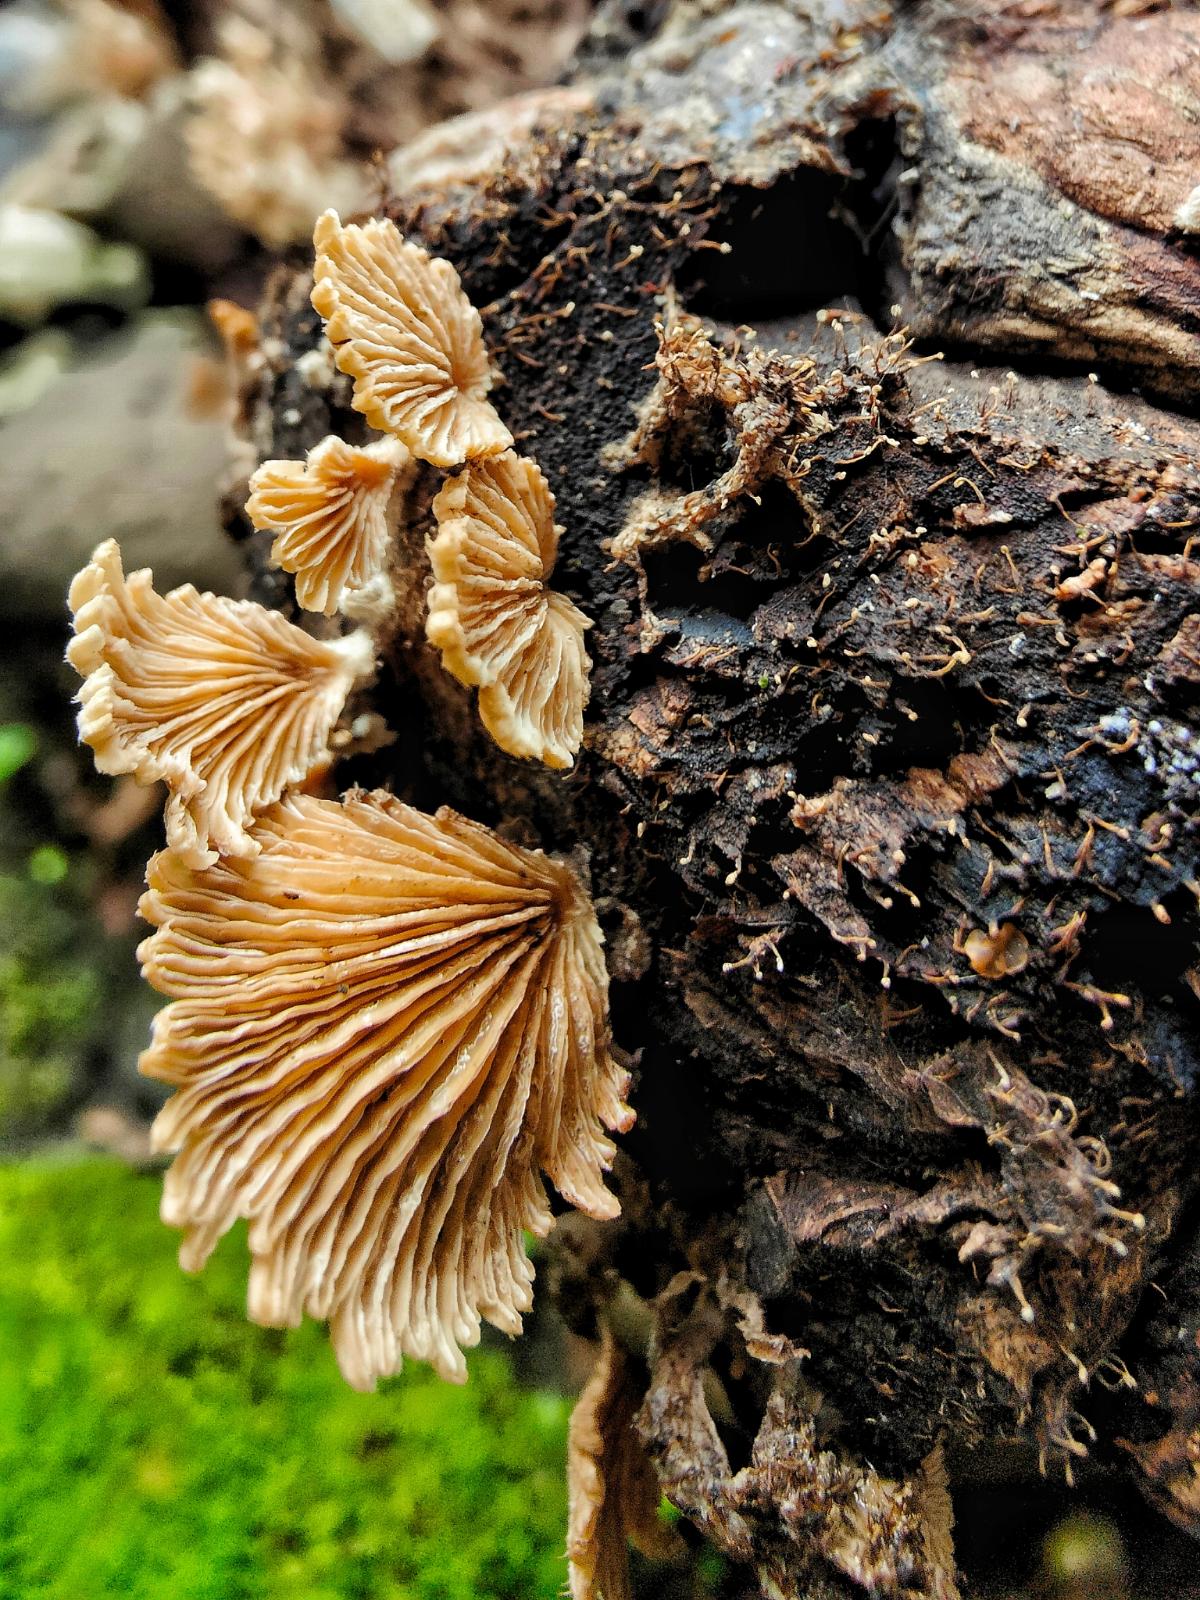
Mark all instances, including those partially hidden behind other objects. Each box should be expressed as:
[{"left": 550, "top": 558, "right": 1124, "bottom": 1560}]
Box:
[{"left": 568, "top": 1329, "right": 682, "bottom": 1600}]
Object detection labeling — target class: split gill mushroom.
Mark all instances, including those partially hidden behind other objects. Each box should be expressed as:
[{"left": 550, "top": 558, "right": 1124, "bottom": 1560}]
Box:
[
  {"left": 247, "top": 433, "right": 413, "bottom": 617},
  {"left": 67, "top": 538, "right": 376, "bottom": 869},
  {"left": 427, "top": 449, "right": 592, "bottom": 768},
  {"left": 137, "top": 789, "right": 633, "bottom": 1389},
  {"left": 311, "top": 208, "right": 513, "bottom": 468}
]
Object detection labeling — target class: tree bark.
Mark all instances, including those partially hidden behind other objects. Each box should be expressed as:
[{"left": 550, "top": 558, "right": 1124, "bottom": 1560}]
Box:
[{"left": 230, "top": 1, "right": 1200, "bottom": 1591}]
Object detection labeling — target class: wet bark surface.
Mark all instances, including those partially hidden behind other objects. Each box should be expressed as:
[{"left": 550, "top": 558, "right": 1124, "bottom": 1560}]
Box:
[{"left": 230, "top": 2, "right": 1200, "bottom": 1591}]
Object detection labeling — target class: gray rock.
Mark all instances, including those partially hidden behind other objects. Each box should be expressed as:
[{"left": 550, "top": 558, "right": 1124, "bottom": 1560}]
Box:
[{"left": 0, "top": 309, "right": 241, "bottom": 617}]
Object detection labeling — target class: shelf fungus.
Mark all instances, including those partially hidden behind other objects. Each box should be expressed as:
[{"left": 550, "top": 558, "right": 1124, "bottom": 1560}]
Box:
[
  {"left": 427, "top": 450, "right": 591, "bottom": 768},
  {"left": 247, "top": 434, "right": 412, "bottom": 616},
  {"left": 311, "top": 209, "right": 512, "bottom": 468},
  {"left": 67, "top": 539, "right": 375, "bottom": 868},
  {"left": 138, "top": 789, "right": 634, "bottom": 1389}
]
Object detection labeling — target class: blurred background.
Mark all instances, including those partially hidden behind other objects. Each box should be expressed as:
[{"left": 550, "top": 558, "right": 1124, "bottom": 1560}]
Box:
[{"left": 0, "top": 3, "right": 1195, "bottom": 1596}]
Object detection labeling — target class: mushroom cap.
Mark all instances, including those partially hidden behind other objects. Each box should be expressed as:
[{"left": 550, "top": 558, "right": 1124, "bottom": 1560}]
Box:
[
  {"left": 427, "top": 451, "right": 591, "bottom": 769},
  {"left": 964, "top": 923, "right": 1031, "bottom": 980},
  {"left": 311, "top": 209, "right": 513, "bottom": 468},
  {"left": 67, "top": 538, "right": 374, "bottom": 868},
  {"left": 247, "top": 434, "right": 412, "bottom": 616},
  {"left": 138, "top": 789, "right": 633, "bottom": 1389}
]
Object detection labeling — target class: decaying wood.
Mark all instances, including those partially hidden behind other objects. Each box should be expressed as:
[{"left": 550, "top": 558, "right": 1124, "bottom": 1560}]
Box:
[{"left": 230, "top": 1, "right": 1200, "bottom": 1591}]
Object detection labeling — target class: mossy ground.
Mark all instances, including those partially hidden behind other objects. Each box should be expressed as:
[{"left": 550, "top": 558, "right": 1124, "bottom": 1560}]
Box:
[{"left": 0, "top": 1158, "right": 571, "bottom": 1600}]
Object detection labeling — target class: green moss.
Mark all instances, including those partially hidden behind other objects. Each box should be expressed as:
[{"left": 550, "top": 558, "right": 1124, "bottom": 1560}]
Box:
[
  {"left": 0, "top": 725, "right": 36, "bottom": 784},
  {"left": 0, "top": 875, "right": 104, "bottom": 1137},
  {"left": 0, "top": 1158, "right": 571, "bottom": 1599}
]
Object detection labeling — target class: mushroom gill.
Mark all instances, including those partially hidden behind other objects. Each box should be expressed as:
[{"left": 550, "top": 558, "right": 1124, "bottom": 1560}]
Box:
[
  {"left": 427, "top": 450, "right": 591, "bottom": 768},
  {"left": 311, "top": 209, "right": 513, "bottom": 468},
  {"left": 67, "top": 538, "right": 374, "bottom": 868},
  {"left": 247, "top": 434, "right": 412, "bottom": 615},
  {"left": 138, "top": 789, "right": 633, "bottom": 1389}
]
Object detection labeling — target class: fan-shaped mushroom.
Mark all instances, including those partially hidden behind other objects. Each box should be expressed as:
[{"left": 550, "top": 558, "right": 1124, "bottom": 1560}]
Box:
[
  {"left": 247, "top": 434, "right": 412, "bottom": 615},
  {"left": 427, "top": 450, "right": 591, "bottom": 768},
  {"left": 186, "top": 18, "right": 369, "bottom": 248},
  {"left": 311, "top": 209, "right": 512, "bottom": 467},
  {"left": 138, "top": 789, "right": 633, "bottom": 1389},
  {"left": 67, "top": 538, "right": 374, "bottom": 868}
]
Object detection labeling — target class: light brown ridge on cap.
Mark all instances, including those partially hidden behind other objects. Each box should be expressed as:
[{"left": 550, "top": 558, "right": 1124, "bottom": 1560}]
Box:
[
  {"left": 311, "top": 209, "right": 512, "bottom": 468},
  {"left": 67, "top": 539, "right": 375, "bottom": 869},
  {"left": 138, "top": 789, "right": 633, "bottom": 1389},
  {"left": 427, "top": 450, "right": 591, "bottom": 768},
  {"left": 247, "top": 434, "right": 412, "bottom": 615}
]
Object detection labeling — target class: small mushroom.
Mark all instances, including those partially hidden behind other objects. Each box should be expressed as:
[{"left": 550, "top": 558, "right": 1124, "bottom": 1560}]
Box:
[
  {"left": 67, "top": 538, "right": 375, "bottom": 868},
  {"left": 427, "top": 450, "right": 592, "bottom": 768},
  {"left": 964, "top": 923, "right": 1031, "bottom": 980},
  {"left": 311, "top": 209, "right": 512, "bottom": 467},
  {"left": 138, "top": 789, "right": 634, "bottom": 1389},
  {"left": 247, "top": 434, "right": 412, "bottom": 615}
]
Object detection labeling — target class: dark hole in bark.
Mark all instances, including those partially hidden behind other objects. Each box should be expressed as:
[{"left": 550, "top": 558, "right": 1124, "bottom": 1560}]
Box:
[
  {"left": 838, "top": 113, "right": 906, "bottom": 322},
  {"left": 847, "top": 677, "right": 985, "bottom": 779},
  {"left": 676, "top": 117, "right": 904, "bottom": 325},
  {"left": 677, "top": 172, "right": 871, "bottom": 322},
  {"left": 730, "top": 479, "right": 826, "bottom": 575},
  {"left": 1084, "top": 894, "right": 1200, "bottom": 1008},
  {"left": 619, "top": 0, "right": 670, "bottom": 36},
  {"left": 711, "top": 1370, "right": 758, "bottom": 1475},
  {"left": 642, "top": 540, "right": 763, "bottom": 625},
  {"left": 1123, "top": 519, "right": 1200, "bottom": 558},
  {"left": 645, "top": 398, "right": 733, "bottom": 495},
  {"left": 777, "top": 711, "right": 868, "bottom": 800},
  {"left": 625, "top": 1027, "right": 745, "bottom": 1208}
]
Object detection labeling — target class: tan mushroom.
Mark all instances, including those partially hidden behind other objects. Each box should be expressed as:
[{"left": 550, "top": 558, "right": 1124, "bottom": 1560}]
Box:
[
  {"left": 568, "top": 1329, "right": 681, "bottom": 1600},
  {"left": 138, "top": 789, "right": 633, "bottom": 1389},
  {"left": 186, "top": 17, "right": 370, "bottom": 248},
  {"left": 311, "top": 209, "right": 512, "bottom": 467},
  {"left": 247, "top": 434, "right": 412, "bottom": 616},
  {"left": 963, "top": 923, "right": 1031, "bottom": 980},
  {"left": 67, "top": 539, "right": 374, "bottom": 869},
  {"left": 427, "top": 450, "right": 591, "bottom": 768}
]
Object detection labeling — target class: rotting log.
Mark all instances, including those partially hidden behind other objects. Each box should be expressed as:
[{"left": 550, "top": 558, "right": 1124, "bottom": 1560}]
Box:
[{"left": 226, "top": 2, "right": 1200, "bottom": 1592}]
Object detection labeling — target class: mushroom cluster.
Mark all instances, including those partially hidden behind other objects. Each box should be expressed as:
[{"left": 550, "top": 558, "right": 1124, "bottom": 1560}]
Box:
[
  {"left": 250, "top": 209, "right": 592, "bottom": 766},
  {"left": 66, "top": 209, "right": 624, "bottom": 1390}
]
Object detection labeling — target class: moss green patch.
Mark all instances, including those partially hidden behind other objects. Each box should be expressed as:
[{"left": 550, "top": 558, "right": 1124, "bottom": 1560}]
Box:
[
  {"left": 0, "top": 725, "right": 36, "bottom": 785},
  {"left": 0, "top": 876, "right": 103, "bottom": 1137},
  {"left": 0, "top": 1158, "right": 571, "bottom": 1600}
]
